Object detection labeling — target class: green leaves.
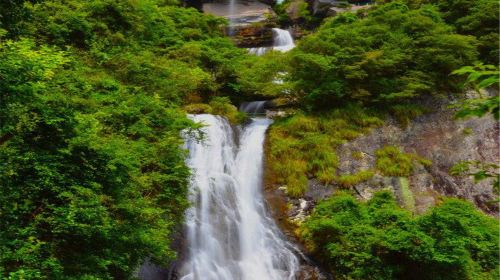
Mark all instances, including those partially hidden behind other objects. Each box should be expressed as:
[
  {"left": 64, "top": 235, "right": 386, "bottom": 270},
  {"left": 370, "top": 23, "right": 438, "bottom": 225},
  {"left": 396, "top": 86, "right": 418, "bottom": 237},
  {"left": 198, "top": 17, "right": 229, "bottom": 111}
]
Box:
[
  {"left": 452, "top": 64, "right": 500, "bottom": 120},
  {"left": 302, "top": 192, "right": 499, "bottom": 280},
  {"left": 0, "top": 5, "right": 202, "bottom": 277},
  {"left": 288, "top": 2, "right": 478, "bottom": 110}
]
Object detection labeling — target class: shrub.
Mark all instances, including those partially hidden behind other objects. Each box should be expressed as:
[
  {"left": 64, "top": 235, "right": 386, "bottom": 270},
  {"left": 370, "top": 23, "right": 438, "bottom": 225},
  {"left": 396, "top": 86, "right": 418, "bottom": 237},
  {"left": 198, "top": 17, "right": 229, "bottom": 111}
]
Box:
[
  {"left": 288, "top": 2, "right": 478, "bottom": 110},
  {"left": 301, "top": 191, "right": 499, "bottom": 279},
  {"left": 184, "top": 103, "right": 212, "bottom": 114}
]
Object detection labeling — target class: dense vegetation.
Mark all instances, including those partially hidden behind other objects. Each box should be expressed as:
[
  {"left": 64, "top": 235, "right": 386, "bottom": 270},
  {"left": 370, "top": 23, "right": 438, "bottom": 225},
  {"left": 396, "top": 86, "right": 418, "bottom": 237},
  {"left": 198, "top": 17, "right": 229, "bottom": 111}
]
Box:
[
  {"left": 1, "top": 0, "right": 498, "bottom": 279},
  {"left": 301, "top": 191, "right": 499, "bottom": 279},
  {"left": 0, "top": 0, "right": 248, "bottom": 278},
  {"left": 401, "top": 0, "right": 499, "bottom": 64},
  {"left": 266, "top": 106, "right": 383, "bottom": 196},
  {"left": 265, "top": 0, "right": 498, "bottom": 192},
  {"left": 288, "top": 2, "right": 478, "bottom": 110}
]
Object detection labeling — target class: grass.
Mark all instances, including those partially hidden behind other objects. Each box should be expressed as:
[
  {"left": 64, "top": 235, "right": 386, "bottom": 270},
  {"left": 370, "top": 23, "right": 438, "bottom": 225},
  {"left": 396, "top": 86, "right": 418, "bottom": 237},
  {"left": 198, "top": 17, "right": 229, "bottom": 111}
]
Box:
[
  {"left": 390, "top": 104, "right": 427, "bottom": 127},
  {"left": 266, "top": 104, "right": 383, "bottom": 197},
  {"left": 375, "top": 145, "right": 432, "bottom": 177},
  {"left": 184, "top": 97, "right": 247, "bottom": 124},
  {"left": 336, "top": 170, "right": 375, "bottom": 188}
]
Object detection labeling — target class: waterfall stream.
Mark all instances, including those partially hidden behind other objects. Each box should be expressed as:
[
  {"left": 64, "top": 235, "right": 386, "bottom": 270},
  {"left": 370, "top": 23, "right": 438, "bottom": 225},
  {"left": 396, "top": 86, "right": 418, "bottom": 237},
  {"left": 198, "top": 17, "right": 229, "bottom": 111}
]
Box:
[
  {"left": 248, "top": 28, "right": 295, "bottom": 55},
  {"left": 179, "top": 114, "right": 299, "bottom": 280}
]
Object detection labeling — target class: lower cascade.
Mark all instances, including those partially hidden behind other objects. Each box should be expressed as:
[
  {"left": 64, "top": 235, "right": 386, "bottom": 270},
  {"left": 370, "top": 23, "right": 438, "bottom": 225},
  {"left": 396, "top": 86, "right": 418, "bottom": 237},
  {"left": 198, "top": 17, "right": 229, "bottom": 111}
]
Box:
[{"left": 180, "top": 114, "right": 299, "bottom": 280}]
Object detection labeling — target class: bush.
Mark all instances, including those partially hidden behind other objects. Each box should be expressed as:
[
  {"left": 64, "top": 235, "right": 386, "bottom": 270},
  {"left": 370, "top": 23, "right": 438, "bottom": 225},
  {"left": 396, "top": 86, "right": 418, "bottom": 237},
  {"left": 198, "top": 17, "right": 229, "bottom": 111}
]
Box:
[
  {"left": 301, "top": 191, "right": 499, "bottom": 279},
  {"left": 375, "top": 146, "right": 431, "bottom": 177},
  {"left": 288, "top": 2, "right": 478, "bottom": 110},
  {"left": 0, "top": 39, "right": 193, "bottom": 279},
  {"left": 208, "top": 97, "right": 247, "bottom": 124}
]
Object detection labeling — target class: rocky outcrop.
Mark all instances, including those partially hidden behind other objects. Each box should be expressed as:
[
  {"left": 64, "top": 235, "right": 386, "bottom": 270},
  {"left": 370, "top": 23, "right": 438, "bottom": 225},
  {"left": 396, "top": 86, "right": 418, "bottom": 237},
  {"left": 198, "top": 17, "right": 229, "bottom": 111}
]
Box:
[
  {"left": 310, "top": 0, "right": 372, "bottom": 16},
  {"left": 336, "top": 102, "right": 498, "bottom": 215},
  {"left": 203, "top": 0, "right": 277, "bottom": 47},
  {"left": 231, "top": 24, "right": 275, "bottom": 47},
  {"left": 264, "top": 98, "right": 499, "bottom": 250}
]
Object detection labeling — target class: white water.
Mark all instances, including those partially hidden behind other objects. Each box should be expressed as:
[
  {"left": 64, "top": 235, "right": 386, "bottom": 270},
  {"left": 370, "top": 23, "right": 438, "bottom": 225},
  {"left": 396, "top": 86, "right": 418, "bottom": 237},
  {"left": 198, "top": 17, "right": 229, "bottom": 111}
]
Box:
[
  {"left": 227, "top": 0, "right": 236, "bottom": 34},
  {"left": 248, "top": 28, "right": 295, "bottom": 55},
  {"left": 239, "top": 101, "right": 266, "bottom": 115},
  {"left": 180, "top": 115, "right": 299, "bottom": 280},
  {"left": 272, "top": 28, "right": 295, "bottom": 52}
]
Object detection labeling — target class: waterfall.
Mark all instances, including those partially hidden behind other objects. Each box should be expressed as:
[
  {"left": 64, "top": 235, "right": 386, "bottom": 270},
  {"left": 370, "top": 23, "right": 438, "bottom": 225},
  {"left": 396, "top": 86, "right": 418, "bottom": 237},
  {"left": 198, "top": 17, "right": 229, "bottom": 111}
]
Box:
[
  {"left": 180, "top": 114, "right": 299, "bottom": 280},
  {"left": 272, "top": 28, "right": 295, "bottom": 52},
  {"left": 239, "top": 101, "right": 267, "bottom": 115},
  {"left": 248, "top": 28, "right": 295, "bottom": 55},
  {"left": 227, "top": 0, "right": 236, "bottom": 34}
]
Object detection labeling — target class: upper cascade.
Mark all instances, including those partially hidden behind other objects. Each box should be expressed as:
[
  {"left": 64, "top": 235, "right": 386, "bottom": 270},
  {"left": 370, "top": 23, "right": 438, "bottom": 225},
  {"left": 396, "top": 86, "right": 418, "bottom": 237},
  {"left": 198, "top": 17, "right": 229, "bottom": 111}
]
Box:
[
  {"left": 239, "top": 101, "right": 267, "bottom": 115},
  {"left": 248, "top": 28, "right": 295, "bottom": 55}
]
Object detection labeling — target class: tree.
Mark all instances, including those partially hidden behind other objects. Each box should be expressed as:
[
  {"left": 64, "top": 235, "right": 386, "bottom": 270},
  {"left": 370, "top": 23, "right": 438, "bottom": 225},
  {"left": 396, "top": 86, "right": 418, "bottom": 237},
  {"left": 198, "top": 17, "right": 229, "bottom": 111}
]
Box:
[{"left": 288, "top": 2, "right": 477, "bottom": 110}]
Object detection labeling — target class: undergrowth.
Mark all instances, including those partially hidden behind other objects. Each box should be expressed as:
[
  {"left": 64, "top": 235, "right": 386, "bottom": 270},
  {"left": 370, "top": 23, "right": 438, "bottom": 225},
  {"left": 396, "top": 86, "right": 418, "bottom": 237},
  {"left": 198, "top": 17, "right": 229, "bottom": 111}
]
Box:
[
  {"left": 184, "top": 97, "right": 247, "bottom": 124},
  {"left": 375, "top": 146, "right": 432, "bottom": 177},
  {"left": 266, "top": 104, "right": 383, "bottom": 197}
]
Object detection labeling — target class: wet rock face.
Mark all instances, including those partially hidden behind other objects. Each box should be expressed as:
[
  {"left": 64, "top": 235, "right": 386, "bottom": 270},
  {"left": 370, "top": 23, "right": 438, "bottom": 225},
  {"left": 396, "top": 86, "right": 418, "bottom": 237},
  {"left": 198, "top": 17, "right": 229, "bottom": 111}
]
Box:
[
  {"left": 231, "top": 24, "right": 274, "bottom": 47},
  {"left": 202, "top": 0, "right": 277, "bottom": 47}
]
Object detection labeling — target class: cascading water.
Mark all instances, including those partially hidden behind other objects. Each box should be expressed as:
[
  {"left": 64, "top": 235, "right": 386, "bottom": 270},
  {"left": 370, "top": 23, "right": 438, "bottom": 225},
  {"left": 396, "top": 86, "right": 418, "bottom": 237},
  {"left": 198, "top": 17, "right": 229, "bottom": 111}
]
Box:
[
  {"left": 272, "top": 28, "right": 295, "bottom": 52},
  {"left": 248, "top": 28, "right": 295, "bottom": 55},
  {"left": 180, "top": 114, "right": 299, "bottom": 280},
  {"left": 239, "top": 101, "right": 267, "bottom": 115}
]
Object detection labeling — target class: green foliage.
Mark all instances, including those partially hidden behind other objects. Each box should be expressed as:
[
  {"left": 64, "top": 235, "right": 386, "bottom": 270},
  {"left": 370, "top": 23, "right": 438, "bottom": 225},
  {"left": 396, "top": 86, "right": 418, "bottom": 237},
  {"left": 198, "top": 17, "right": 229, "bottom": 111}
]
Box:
[
  {"left": 301, "top": 191, "right": 499, "bottom": 279},
  {"left": 336, "top": 170, "right": 375, "bottom": 188},
  {"left": 266, "top": 105, "right": 382, "bottom": 196},
  {"left": 237, "top": 51, "right": 291, "bottom": 99},
  {"left": 288, "top": 2, "right": 478, "bottom": 110},
  {"left": 184, "top": 97, "right": 247, "bottom": 124},
  {"left": 0, "top": 0, "right": 251, "bottom": 277},
  {"left": 452, "top": 64, "right": 500, "bottom": 120},
  {"left": 0, "top": 37, "right": 194, "bottom": 279},
  {"left": 403, "top": 0, "right": 499, "bottom": 64},
  {"left": 1, "top": 0, "right": 248, "bottom": 101},
  {"left": 375, "top": 146, "right": 430, "bottom": 177},
  {"left": 208, "top": 97, "right": 247, "bottom": 124},
  {"left": 375, "top": 146, "right": 414, "bottom": 176}
]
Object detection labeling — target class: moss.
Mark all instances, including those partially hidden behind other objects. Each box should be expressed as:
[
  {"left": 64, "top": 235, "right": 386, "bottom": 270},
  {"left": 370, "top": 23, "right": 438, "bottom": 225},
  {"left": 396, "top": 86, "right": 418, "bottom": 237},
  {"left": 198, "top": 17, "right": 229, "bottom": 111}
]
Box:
[
  {"left": 375, "top": 146, "right": 414, "bottom": 177},
  {"left": 183, "top": 97, "right": 247, "bottom": 124},
  {"left": 336, "top": 170, "right": 375, "bottom": 188},
  {"left": 399, "top": 177, "right": 416, "bottom": 212},
  {"left": 351, "top": 151, "right": 363, "bottom": 160},
  {"left": 184, "top": 103, "right": 211, "bottom": 114},
  {"left": 266, "top": 105, "right": 383, "bottom": 196},
  {"left": 462, "top": 127, "right": 473, "bottom": 135},
  {"left": 375, "top": 146, "right": 431, "bottom": 177}
]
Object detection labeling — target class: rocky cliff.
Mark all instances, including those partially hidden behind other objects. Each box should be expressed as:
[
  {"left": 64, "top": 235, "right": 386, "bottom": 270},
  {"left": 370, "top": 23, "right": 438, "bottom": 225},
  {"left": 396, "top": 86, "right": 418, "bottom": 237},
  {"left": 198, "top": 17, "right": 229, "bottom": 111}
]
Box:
[{"left": 264, "top": 99, "right": 499, "bottom": 249}]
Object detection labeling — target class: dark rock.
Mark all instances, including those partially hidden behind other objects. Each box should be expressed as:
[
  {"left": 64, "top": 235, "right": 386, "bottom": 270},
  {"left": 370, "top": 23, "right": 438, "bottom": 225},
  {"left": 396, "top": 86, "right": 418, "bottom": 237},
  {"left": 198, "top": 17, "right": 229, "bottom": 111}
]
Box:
[
  {"left": 231, "top": 24, "right": 275, "bottom": 47},
  {"left": 335, "top": 97, "right": 499, "bottom": 215}
]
